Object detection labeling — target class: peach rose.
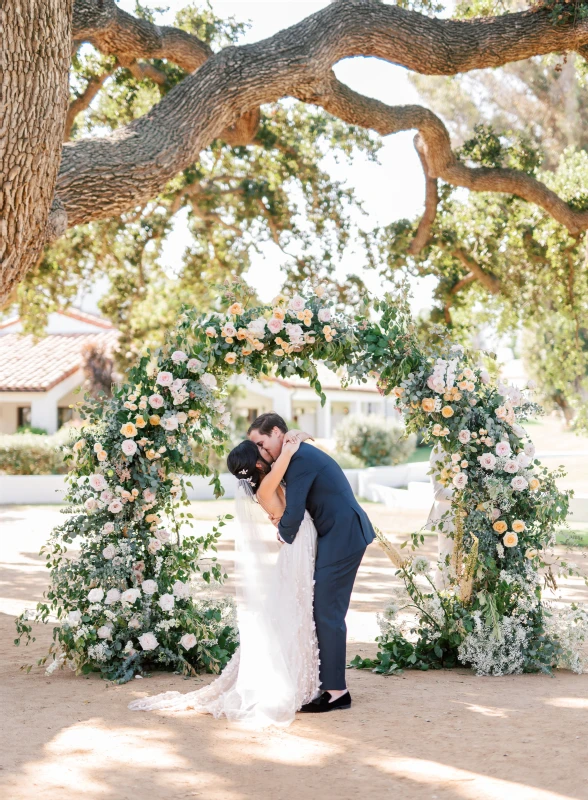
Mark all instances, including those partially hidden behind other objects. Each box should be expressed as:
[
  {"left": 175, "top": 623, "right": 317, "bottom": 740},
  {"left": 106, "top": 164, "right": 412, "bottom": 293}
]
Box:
[
  {"left": 493, "top": 520, "right": 508, "bottom": 534},
  {"left": 224, "top": 353, "right": 237, "bottom": 364},
  {"left": 512, "top": 520, "right": 526, "bottom": 533},
  {"left": 120, "top": 422, "right": 137, "bottom": 438},
  {"left": 529, "top": 478, "right": 540, "bottom": 491},
  {"left": 441, "top": 406, "right": 454, "bottom": 418},
  {"left": 503, "top": 531, "right": 518, "bottom": 548},
  {"left": 135, "top": 415, "right": 147, "bottom": 428},
  {"left": 149, "top": 414, "right": 160, "bottom": 426},
  {"left": 228, "top": 302, "right": 243, "bottom": 316},
  {"left": 421, "top": 398, "right": 436, "bottom": 413}
]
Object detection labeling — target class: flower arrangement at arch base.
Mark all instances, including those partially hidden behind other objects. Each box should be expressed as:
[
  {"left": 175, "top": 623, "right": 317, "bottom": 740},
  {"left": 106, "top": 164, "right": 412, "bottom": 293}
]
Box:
[
  {"left": 14, "top": 281, "right": 588, "bottom": 682},
  {"left": 350, "top": 338, "right": 588, "bottom": 677}
]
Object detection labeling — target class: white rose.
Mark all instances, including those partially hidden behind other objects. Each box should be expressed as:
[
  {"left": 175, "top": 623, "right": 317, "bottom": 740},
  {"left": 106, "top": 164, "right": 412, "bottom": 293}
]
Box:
[
  {"left": 148, "top": 538, "right": 162, "bottom": 554},
  {"left": 141, "top": 579, "right": 158, "bottom": 595},
  {"left": 149, "top": 393, "right": 164, "bottom": 409},
  {"left": 516, "top": 452, "right": 531, "bottom": 468},
  {"left": 503, "top": 459, "right": 519, "bottom": 474},
  {"left": 187, "top": 358, "right": 205, "bottom": 373},
  {"left": 67, "top": 610, "right": 82, "bottom": 626},
  {"left": 176, "top": 411, "right": 187, "bottom": 424},
  {"left": 138, "top": 632, "right": 159, "bottom": 651},
  {"left": 102, "top": 522, "right": 115, "bottom": 534},
  {"left": 247, "top": 318, "right": 266, "bottom": 338},
  {"left": 452, "top": 473, "right": 468, "bottom": 490},
  {"left": 105, "top": 588, "right": 121, "bottom": 605},
  {"left": 480, "top": 453, "right": 496, "bottom": 470},
  {"left": 102, "top": 544, "right": 116, "bottom": 560},
  {"left": 97, "top": 625, "right": 113, "bottom": 640},
  {"left": 495, "top": 441, "right": 511, "bottom": 457},
  {"left": 285, "top": 323, "right": 304, "bottom": 343},
  {"left": 289, "top": 294, "right": 305, "bottom": 312},
  {"left": 491, "top": 507, "right": 501, "bottom": 521},
  {"left": 156, "top": 371, "right": 173, "bottom": 387},
  {"left": 108, "top": 499, "right": 123, "bottom": 514},
  {"left": 511, "top": 476, "right": 529, "bottom": 492},
  {"left": 89, "top": 473, "right": 107, "bottom": 491},
  {"left": 458, "top": 430, "right": 471, "bottom": 444},
  {"left": 161, "top": 416, "right": 179, "bottom": 431},
  {"left": 121, "top": 439, "right": 137, "bottom": 457},
  {"left": 524, "top": 443, "right": 536, "bottom": 458},
  {"left": 172, "top": 580, "right": 190, "bottom": 599},
  {"left": 180, "top": 633, "right": 197, "bottom": 650},
  {"left": 121, "top": 588, "right": 141, "bottom": 605},
  {"left": 100, "top": 489, "right": 114, "bottom": 503},
  {"left": 218, "top": 412, "right": 231, "bottom": 429},
  {"left": 158, "top": 593, "right": 175, "bottom": 612},
  {"left": 85, "top": 497, "right": 98, "bottom": 512},
  {"left": 128, "top": 617, "right": 141, "bottom": 629},
  {"left": 87, "top": 588, "right": 104, "bottom": 603},
  {"left": 267, "top": 317, "right": 284, "bottom": 334},
  {"left": 200, "top": 373, "right": 217, "bottom": 390},
  {"left": 511, "top": 423, "right": 526, "bottom": 438},
  {"left": 479, "top": 370, "right": 490, "bottom": 384},
  {"left": 318, "top": 308, "right": 331, "bottom": 323},
  {"left": 171, "top": 350, "right": 187, "bottom": 363},
  {"left": 154, "top": 528, "right": 171, "bottom": 543}
]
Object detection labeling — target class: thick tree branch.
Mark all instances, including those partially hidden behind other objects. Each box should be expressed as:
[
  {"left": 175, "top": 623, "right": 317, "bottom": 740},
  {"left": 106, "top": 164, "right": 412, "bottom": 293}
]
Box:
[
  {"left": 451, "top": 248, "right": 502, "bottom": 295},
  {"left": 408, "top": 133, "right": 438, "bottom": 255},
  {"left": 310, "top": 75, "right": 588, "bottom": 236},
  {"left": 72, "top": 0, "right": 213, "bottom": 72},
  {"left": 65, "top": 69, "right": 114, "bottom": 140},
  {"left": 56, "top": 1, "right": 588, "bottom": 235}
]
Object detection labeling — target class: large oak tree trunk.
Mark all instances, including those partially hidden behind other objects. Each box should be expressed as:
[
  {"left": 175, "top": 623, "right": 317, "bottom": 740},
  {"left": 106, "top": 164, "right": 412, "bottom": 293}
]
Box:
[{"left": 0, "top": 0, "right": 72, "bottom": 305}]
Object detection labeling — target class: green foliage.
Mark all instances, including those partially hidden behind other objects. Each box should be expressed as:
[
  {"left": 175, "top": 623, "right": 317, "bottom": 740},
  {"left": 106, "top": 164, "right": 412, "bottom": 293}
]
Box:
[
  {"left": 0, "top": 430, "right": 71, "bottom": 475},
  {"left": 335, "top": 413, "right": 416, "bottom": 467}
]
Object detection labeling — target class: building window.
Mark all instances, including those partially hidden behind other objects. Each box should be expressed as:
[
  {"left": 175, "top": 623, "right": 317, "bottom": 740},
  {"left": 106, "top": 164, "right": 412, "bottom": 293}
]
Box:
[
  {"left": 58, "top": 407, "right": 74, "bottom": 428},
  {"left": 17, "top": 407, "right": 31, "bottom": 428},
  {"left": 247, "top": 408, "right": 258, "bottom": 425}
]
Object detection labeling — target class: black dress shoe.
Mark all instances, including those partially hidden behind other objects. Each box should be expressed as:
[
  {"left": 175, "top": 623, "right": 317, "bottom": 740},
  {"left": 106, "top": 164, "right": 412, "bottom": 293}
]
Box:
[{"left": 299, "top": 691, "right": 352, "bottom": 713}]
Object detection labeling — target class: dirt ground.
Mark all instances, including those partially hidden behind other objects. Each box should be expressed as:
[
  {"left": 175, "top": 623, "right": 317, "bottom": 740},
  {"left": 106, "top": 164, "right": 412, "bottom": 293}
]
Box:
[{"left": 2, "top": 501, "right": 588, "bottom": 800}]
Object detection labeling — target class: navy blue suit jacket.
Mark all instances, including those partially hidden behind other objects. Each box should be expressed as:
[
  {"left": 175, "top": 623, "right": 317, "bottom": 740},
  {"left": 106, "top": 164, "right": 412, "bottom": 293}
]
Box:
[{"left": 278, "top": 442, "right": 375, "bottom": 568}]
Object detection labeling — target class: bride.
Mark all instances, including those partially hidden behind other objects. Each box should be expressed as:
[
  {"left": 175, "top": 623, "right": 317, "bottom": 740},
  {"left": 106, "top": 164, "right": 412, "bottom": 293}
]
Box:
[{"left": 129, "top": 430, "right": 320, "bottom": 727}]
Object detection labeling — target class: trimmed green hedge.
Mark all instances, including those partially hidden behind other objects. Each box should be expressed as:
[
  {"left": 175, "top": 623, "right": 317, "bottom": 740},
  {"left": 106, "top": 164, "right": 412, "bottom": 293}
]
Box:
[
  {"left": 0, "top": 431, "right": 70, "bottom": 475},
  {"left": 335, "top": 413, "right": 416, "bottom": 467}
]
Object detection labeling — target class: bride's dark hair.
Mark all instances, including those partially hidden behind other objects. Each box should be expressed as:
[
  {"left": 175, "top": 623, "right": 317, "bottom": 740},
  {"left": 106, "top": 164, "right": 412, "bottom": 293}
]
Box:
[{"left": 227, "top": 440, "right": 267, "bottom": 493}]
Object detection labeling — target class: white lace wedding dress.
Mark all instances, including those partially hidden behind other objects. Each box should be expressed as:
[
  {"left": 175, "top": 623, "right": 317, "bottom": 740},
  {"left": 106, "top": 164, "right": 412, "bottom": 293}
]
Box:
[{"left": 129, "top": 482, "right": 320, "bottom": 728}]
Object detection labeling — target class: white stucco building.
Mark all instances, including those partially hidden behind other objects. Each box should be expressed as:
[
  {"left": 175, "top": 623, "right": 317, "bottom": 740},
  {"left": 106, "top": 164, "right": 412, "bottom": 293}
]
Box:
[
  {"left": 232, "top": 366, "right": 397, "bottom": 439},
  {"left": 0, "top": 310, "right": 118, "bottom": 434},
  {"left": 0, "top": 310, "right": 393, "bottom": 438}
]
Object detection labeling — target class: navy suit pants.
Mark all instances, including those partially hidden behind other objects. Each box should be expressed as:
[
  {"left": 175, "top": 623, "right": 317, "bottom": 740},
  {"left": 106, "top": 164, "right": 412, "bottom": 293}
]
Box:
[{"left": 313, "top": 546, "right": 366, "bottom": 690}]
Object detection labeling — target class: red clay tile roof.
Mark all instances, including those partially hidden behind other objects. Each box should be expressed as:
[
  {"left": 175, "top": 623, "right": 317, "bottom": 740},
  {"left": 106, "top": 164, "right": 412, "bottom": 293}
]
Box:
[{"left": 0, "top": 331, "right": 118, "bottom": 392}]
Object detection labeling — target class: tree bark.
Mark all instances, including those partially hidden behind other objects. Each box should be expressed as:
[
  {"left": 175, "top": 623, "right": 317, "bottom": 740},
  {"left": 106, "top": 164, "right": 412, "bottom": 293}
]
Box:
[{"left": 0, "top": 1, "right": 72, "bottom": 306}]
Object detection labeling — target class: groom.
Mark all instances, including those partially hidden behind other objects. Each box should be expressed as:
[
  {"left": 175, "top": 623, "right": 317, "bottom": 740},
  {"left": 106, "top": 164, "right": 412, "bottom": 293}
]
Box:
[{"left": 248, "top": 412, "right": 375, "bottom": 713}]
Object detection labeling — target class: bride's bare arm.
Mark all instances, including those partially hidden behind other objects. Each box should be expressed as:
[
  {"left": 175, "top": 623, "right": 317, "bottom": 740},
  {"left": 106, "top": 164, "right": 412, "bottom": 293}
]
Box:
[{"left": 256, "top": 438, "right": 301, "bottom": 507}]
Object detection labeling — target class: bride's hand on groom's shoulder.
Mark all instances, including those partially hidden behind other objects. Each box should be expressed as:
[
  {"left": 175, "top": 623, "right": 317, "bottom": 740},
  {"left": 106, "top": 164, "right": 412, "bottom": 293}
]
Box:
[
  {"left": 283, "top": 430, "right": 313, "bottom": 446},
  {"left": 282, "top": 437, "right": 301, "bottom": 456}
]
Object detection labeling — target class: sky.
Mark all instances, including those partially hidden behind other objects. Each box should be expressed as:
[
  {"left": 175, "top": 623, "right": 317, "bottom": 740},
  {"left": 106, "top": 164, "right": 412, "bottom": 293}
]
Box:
[{"left": 108, "top": 0, "right": 437, "bottom": 313}]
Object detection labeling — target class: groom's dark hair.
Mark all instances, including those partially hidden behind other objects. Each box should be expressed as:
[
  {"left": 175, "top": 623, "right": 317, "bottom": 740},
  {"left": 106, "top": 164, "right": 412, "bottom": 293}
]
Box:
[{"left": 247, "top": 412, "right": 288, "bottom": 436}]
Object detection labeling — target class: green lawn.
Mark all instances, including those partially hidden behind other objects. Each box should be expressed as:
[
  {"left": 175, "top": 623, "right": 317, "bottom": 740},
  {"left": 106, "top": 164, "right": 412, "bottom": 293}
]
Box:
[{"left": 406, "top": 445, "right": 433, "bottom": 463}]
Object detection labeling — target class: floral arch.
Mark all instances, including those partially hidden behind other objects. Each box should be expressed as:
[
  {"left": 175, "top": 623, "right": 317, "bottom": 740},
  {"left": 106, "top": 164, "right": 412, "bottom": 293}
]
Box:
[{"left": 16, "top": 285, "right": 581, "bottom": 681}]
